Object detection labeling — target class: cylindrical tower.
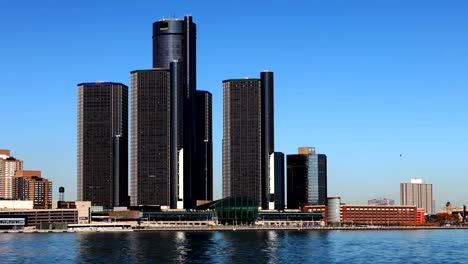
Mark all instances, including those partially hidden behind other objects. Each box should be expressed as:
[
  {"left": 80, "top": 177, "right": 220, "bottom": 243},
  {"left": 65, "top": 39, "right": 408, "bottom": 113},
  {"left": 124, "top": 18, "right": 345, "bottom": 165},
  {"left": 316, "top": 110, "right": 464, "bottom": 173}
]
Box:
[
  {"left": 152, "top": 16, "right": 197, "bottom": 209},
  {"left": 260, "top": 71, "right": 274, "bottom": 209},
  {"left": 327, "top": 197, "right": 341, "bottom": 226},
  {"left": 153, "top": 19, "right": 185, "bottom": 69}
]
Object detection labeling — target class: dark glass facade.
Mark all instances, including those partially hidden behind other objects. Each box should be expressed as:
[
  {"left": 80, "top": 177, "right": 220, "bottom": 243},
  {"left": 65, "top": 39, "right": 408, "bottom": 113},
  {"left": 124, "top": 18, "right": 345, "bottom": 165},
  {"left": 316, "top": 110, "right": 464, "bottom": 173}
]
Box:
[
  {"left": 273, "top": 152, "right": 285, "bottom": 210},
  {"left": 130, "top": 70, "right": 173, "bottom": 207},
  {"left": 131, "top": 16, "right": 211, "bottom": 209},
  {"left": 194, "top": 91, "right": 213, "bottom": 201},
  {"left": 287, "top": 154, "right": 327, "bottom": 209},
  {"left": 77, "top": 82, "right": 128, "bottom": 208},
  {"left": 197, "top": 196, "right": 259, "bottom": 224},
  {"left": 222, "top": 72, "right": 274, "bottom": 209}
]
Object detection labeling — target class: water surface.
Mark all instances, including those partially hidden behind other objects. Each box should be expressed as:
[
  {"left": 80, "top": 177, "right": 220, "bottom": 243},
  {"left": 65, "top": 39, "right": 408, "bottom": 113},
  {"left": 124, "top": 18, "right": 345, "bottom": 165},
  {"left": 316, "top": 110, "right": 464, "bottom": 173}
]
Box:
[{"left": 0, "top": 230, "right": 466, "bottom": 263}]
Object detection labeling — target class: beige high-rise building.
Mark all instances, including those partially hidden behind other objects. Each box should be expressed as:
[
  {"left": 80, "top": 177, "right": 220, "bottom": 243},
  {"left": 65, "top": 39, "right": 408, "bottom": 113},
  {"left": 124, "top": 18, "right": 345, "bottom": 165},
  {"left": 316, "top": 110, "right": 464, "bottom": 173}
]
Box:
[
  {"left": 400, "top": 178, "right": 434, "bottom": 214},
  {"left": 0, "top": 149, "right": 23, "bottom": 199}
]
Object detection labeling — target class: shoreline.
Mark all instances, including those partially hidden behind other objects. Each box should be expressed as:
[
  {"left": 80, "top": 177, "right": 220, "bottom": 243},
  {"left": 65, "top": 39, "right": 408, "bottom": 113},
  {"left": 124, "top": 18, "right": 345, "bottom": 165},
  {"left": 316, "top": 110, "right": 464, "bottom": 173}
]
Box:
[{"left": 2, "top": 225, "right": 468, "bottom": 233}]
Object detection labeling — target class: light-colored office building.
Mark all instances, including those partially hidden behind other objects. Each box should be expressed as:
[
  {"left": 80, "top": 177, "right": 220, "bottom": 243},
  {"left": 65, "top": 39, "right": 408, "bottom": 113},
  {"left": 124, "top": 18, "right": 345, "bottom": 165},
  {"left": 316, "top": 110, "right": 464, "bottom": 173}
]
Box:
[
  {"left": 400, "top": 178, "right": 434, "bottom": 214},
  {"left": 0, "top": 149, "right": 23, "bottom": 199}
]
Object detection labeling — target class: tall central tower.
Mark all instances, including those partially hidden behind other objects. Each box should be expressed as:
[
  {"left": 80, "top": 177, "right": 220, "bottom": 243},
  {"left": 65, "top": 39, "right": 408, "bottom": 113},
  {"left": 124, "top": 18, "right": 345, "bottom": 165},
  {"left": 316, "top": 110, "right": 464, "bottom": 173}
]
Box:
[{"left": 131, "top": 16, "right": 211, "bottom": 209}]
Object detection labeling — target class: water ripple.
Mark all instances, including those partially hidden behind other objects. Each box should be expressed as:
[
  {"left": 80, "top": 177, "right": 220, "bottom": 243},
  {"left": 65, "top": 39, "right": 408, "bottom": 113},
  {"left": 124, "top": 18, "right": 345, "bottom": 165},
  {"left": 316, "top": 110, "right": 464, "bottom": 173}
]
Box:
[{"left": 0, "top": 230, "right": 467, "bottom": 263}]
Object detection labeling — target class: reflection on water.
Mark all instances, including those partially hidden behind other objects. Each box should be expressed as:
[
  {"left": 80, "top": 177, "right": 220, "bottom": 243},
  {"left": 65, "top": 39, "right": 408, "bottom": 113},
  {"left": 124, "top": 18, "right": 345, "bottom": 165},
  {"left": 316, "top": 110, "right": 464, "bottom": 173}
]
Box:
[{"left": 1, "top": 230, "right": 468, "bottom": 263}]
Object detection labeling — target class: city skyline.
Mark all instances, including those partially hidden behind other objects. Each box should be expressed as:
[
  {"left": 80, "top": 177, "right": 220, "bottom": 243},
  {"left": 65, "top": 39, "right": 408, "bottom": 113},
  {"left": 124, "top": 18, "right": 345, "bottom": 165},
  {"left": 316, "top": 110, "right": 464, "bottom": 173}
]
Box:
[{"left": 1, "top": 1, "right": 468, "bottom": 210}]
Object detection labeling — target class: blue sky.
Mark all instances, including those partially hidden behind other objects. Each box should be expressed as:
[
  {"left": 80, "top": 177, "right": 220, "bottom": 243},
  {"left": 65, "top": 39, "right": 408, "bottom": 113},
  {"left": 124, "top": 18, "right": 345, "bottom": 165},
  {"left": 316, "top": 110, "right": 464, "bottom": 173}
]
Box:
[{"left": 1, "top": 1, "right": 467, "bottom": 210}]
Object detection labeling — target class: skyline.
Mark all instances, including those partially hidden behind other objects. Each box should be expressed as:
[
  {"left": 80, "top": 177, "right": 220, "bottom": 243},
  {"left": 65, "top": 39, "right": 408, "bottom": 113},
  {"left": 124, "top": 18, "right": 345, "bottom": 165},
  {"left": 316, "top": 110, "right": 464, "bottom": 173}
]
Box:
[{"left": 1, "top": 1, "right": 468, "bottom": 210}]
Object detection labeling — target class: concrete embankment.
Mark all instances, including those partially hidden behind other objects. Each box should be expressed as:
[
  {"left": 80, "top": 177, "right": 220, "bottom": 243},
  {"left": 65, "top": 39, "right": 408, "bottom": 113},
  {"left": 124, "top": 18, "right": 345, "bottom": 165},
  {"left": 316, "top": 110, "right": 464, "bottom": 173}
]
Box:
[
  {"left": 2, "top": 226, "right": 468, "bottom": 233},
  {"left": 133, "top": 225, "right": 468, "bottom": 232}
]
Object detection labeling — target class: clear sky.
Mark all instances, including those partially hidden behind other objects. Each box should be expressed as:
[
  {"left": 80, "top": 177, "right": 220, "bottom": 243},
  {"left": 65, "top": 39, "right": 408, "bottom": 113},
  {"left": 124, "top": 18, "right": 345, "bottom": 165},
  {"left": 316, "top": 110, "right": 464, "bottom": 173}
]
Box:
[{"left": 1, "top": 1, "right": 467, "bottom": 210}]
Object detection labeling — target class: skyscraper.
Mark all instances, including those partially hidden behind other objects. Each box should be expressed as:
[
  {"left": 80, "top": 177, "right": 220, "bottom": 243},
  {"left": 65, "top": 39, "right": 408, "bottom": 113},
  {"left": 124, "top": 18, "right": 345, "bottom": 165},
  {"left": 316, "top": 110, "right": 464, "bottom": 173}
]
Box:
[
  {"left": 130, "top": 69, "right": 174, "bottom": 207},
  {"left": 131, "top": 16, "right": 211, "bottom": 209},
  {"left": 287, "top": 147, "right": 327, "bottom": 209},
  {"left": 77, "top": 82, "right": 128, "bottom": 209},
  {"left": 222, "top": 71, "right": 274, "bottom": 209},
  {"left": 400, "top": 178, "right": 434, "bottom": 214},
  {"left": 0, "top": 150, "right": 23, "bottom": 199}
]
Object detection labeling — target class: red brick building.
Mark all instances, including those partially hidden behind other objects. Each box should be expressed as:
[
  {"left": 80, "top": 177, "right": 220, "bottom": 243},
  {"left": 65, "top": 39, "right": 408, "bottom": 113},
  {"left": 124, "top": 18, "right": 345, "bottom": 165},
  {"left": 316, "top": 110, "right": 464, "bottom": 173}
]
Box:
[{"left": 302, "top": 204, "right": 425, "bottom": 225}]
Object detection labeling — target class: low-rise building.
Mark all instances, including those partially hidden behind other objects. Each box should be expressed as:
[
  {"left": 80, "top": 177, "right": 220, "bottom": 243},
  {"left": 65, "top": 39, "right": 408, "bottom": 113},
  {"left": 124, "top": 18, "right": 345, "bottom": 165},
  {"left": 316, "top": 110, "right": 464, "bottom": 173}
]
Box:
[
  {"left": 0, "top": 209, "right": 78, "bottom": 226},
  {"left": 0, "top": 200, "right": 34, "bottom": 210},
  {"left": 302, "top": 203, "right": 425, "bottom": 225}
]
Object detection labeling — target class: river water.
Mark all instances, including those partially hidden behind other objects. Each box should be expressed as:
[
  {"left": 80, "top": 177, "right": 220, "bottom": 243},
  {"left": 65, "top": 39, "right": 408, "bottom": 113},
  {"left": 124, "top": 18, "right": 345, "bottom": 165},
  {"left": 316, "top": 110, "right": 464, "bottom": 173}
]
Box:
[{"left": 0, "top": 230, "right": 466, "bottom": 263}]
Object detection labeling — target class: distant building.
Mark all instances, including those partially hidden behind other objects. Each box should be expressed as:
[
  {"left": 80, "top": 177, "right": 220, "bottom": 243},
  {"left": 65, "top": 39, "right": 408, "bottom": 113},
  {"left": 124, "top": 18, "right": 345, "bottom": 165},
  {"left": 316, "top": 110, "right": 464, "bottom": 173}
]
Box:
[
  {"left": 287, "top": 147, "right": 327, "bottom": 209},
  {"left": 400, "top": 178, "right": 434, "bottom": 214},
  {"left": 368, "top": 198, "right": 395, "bottom": 206},
  {"left": 13, "top": 170, "right": 52, "bottom": 209},
  {"left": 222, "top": 72, "right": 274, "bottom": 209},
  {"left": 77, "top": 82, "right": 129, "bottom": 209},
  {"left": 0, "top": 150, "right": 23, "bottom": 199}
]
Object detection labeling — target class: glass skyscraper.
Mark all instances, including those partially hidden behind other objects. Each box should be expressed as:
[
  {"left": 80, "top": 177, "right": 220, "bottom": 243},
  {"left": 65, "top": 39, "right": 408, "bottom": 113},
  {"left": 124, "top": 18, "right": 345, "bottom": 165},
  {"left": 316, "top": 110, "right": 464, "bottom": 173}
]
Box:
[
  {"left": 131, "top": 16, "right": 212, "bottom": 208},
  {"left": 287, "top": 147, "right": 327, "bottom": 209},
  {"left": 77, "top": 82, "right": 128, "bottom": 208},
  {"left": 222, "top": 72, "right": 274, "bottom": 209},
  {"left": 130, "top": 69, "right": 173, "bottom": 207}
]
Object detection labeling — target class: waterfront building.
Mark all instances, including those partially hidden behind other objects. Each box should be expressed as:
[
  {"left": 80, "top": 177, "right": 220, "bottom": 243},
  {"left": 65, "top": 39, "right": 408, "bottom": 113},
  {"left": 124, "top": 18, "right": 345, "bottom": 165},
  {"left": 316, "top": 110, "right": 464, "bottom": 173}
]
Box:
[
  {"left": 400, "top": 178, "right": 434, "bottom": 214},
  {"left": 368, "top": 197, "right": 395, "bottom": 206},
  {"left": 222, "top": 71, "right": 274, "bottom": 209},
  {"left": 131, "top": 16, "right": 211, "bottom": 209},
  {"left": 77, "top": 82, "right": 128, "bottom": 209},
  {"left": 303, "top": 204, "right": 425, "bottom": 225},
  {"left": 287, "top": 147, "right": 327, "bottom": 209},
  {"left": 13, "top": 170, "right": 52, "bottom": 209},
  {"left": 0, "top": 209, "right": 78, "bottom": 226},
  {"left": 341, "top": 205, "right": 425, "bottom": 225},
  {"left": 0, "top": 150, "right": 23, "bottom": 199}
]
